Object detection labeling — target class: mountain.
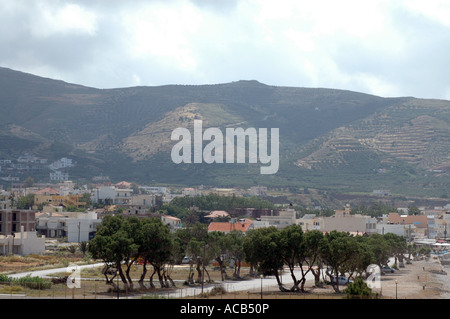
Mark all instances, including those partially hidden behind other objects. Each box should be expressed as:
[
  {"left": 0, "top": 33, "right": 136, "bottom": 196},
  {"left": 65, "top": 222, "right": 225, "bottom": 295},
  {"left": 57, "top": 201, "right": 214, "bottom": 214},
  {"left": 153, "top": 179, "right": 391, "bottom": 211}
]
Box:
[{"left": 0, "top": 67, "right": 449, "bottom": 197}]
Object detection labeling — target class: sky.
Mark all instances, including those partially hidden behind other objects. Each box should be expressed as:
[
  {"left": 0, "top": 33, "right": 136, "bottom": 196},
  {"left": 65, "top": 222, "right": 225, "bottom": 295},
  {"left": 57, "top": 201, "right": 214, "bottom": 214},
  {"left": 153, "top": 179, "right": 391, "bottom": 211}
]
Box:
[{"left": 1, "top": 0, "right": 450, "bottom": 99}]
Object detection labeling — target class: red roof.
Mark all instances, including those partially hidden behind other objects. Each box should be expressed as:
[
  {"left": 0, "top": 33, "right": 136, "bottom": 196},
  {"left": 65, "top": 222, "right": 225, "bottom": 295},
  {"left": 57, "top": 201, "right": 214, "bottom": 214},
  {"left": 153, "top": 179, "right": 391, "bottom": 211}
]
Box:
[{"left": 208, "top": 219, "right": 253, "bottom": 232}]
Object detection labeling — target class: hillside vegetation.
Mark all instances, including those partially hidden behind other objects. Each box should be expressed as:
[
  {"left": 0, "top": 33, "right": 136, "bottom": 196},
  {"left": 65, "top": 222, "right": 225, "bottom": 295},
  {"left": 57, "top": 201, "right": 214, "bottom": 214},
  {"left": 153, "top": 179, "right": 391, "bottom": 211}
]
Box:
[{"left": 0, "top": 67, "right": 449, "bottom": 196}]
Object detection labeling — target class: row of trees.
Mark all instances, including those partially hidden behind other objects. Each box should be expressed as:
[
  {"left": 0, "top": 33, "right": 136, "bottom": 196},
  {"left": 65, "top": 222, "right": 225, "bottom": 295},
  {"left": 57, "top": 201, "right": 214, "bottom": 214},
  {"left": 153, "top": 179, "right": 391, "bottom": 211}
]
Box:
[
  {"left": 88, "top": 215, "right": 411, "bottom": 293},
  {"left": 244, "top": 225, "right": 409, "bottom": 292}
]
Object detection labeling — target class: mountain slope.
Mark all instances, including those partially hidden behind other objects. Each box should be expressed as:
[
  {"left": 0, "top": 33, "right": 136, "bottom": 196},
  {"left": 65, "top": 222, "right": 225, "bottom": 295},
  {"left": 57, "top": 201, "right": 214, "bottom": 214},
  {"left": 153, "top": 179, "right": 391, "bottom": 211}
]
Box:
[{"left": 0, "top": 67, "right": 448, "bottom": 196}]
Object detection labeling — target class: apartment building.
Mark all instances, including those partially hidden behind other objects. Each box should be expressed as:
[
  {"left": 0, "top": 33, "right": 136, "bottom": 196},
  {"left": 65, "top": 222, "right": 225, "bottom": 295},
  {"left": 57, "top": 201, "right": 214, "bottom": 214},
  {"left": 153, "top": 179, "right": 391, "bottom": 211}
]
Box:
[
  {"left": 91, "top": 186, "right": 132, "bottom": 205},
  {"left": 322, "top": 207, "right": 377, "bottom": 235},
  {"left": 0, "top": 209, "right": 36, "bottom": 235},
  {"left": 35, "top": 211, "right": 100, "bottom": 243},
  {"left": 259, "top": 207, "right": 297, "bottom": 229}
]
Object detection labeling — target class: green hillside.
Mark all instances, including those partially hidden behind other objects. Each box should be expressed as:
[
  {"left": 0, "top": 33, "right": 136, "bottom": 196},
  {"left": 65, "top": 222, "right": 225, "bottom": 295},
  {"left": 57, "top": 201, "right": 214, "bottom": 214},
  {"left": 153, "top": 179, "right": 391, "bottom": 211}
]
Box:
[{"left": 0, "top": 67, "right": 449, "bottom": 197}]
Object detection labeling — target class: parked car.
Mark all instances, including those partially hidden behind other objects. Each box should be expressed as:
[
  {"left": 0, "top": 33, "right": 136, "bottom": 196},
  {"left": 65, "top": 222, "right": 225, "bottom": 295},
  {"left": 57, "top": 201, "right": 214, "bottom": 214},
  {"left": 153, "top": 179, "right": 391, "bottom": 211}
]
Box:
[
  {"left": 181, "top": 256, "right": 192, "bottom": 264},
  {"left": 381, "top": 266, "right": 396, "bottom": 273},
  {"left": 330, "top": 275, "right": 353, "bottom": 285}
]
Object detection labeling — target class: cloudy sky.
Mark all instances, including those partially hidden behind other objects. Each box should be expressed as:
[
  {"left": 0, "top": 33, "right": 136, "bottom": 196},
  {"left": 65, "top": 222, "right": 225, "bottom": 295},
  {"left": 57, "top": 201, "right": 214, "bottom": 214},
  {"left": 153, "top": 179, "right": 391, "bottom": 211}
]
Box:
[{"left": 1, "top": 0, "right": 450, "bottom": 99}]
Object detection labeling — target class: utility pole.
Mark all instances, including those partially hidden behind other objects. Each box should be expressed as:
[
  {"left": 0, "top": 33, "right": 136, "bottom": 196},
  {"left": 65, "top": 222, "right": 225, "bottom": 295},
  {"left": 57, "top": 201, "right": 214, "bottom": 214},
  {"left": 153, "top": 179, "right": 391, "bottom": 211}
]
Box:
[{"left": 201, "top": 244, "right": 206, "bottom": 294}]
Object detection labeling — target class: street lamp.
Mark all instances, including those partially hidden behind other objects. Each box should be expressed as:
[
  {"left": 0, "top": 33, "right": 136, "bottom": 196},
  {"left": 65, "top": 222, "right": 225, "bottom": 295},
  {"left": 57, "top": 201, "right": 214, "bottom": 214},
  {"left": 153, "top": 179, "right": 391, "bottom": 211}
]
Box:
[
  {"left": 116, "top": 270, "right": 120, "bottom": 299},
  {"left": 395, "top": 280, "right": 398, "bottom": 299},
  {"left": 260, "top": 275, "right": 263, "bottom": 299}
]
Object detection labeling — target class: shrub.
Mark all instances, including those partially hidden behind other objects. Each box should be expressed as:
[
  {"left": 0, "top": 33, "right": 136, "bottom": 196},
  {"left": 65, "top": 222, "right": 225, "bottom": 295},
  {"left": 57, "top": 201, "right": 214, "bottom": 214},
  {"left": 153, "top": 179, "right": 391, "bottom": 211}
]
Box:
[
  {"left": 344, "top": 278, "right": 376, "bottom": 299},
  {"left": 2, "top": 275, "right": 52, "bottom": 290},
  {"left": 0, "top": 274, "right": 12, "bottom": 284},
  {"left": 208, "top": 285, "right": 227, "bottom": 296}
]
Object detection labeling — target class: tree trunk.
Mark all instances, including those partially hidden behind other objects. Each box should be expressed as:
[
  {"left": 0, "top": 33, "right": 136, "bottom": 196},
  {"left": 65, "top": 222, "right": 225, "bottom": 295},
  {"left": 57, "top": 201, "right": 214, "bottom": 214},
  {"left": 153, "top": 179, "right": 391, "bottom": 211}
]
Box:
[
  {"left": 149, "top": 267, "right": 156, "bottom": 289},
  {"left": 156, "top": 267, "right": 165, "bottom": 288},
  {"left": 162, "top": 269, "right": 169, "bottom": 288},
  {"left": 326, "top": 267, "right": 340, "bottom": 293},
  {"left": 165, "top": 264, "right": 176, "bottom": 287},
  {"left": 286, "top": 263, "right": 300, "bottom": 292},
  {"left": 274, "top": 270, "right": 289, "bottom": 292},
  {"left": 139, "top": 262, "right": 148, "bottom": 290},
  {"left": 125, "top": 260, "right": 135, "bottom": 291},
  {"left": 311, "top": 267, "right": 321, "bottom": 287},
  {"left": 203, "top": 266, "right": 211, "bottom": 282},
  {"left": 233, "top": 259, "right": 241, "bottom": 278},
  {"left": 116, "top": 262, "right": 129, "bottom": 291},
  {"left": 216, "top": 257, "right": 228, "bottom": 281},
  {"left": 195, "top": 261, "right": 202, "bottom": 283}
]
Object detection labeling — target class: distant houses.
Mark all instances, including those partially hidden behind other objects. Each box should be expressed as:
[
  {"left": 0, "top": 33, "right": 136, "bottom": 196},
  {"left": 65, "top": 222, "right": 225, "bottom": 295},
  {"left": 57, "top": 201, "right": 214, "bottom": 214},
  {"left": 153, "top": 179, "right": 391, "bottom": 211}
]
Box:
[
  {"left": 0, "top": 177, "right": 450, "bottom": 258},
  {"left": 0, "top": 210, "right": 45, "bottom": 255}
]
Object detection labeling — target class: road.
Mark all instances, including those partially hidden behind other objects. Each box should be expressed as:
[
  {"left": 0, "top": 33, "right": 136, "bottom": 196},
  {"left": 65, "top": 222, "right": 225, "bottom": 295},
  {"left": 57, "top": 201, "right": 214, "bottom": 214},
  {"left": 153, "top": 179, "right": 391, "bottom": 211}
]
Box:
[
  {"left": 6, "top": 264, "right": 316, "bottom": 298},
  {"left": 7, "top": 262, "right": 105, "bottom": 279},
  {"left": 151, "top": 268, "right": 317, "bottom": 299}
]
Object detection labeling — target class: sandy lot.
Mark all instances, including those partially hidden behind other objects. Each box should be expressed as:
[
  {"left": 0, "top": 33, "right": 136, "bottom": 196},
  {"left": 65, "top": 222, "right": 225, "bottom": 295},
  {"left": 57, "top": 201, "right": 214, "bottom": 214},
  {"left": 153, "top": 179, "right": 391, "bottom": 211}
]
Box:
[
  {"left": 205, "top": 257, "right": 450, "bottom": 299},
  {"left": 373, "top": 257, "right": 448, "bottom": 299}
]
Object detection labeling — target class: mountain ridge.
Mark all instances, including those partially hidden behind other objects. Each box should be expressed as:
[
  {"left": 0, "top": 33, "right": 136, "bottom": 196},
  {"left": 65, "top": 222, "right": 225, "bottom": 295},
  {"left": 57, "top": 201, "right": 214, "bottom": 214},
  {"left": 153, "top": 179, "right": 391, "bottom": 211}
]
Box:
[{"left": 0, "top": 67, "right": 448, "bottom": 197}]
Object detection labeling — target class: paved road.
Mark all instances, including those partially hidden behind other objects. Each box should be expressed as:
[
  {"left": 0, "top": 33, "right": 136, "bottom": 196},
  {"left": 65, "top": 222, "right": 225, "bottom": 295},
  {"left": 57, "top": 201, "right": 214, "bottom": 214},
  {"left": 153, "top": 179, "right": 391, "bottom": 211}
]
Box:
[
  {"left": 6, "top": 264, "right": 316, "bottom": 298},
  {"left": 7, "top": 262, "right": 105, "bottom": 279},
  {"left": 150, "top": 268, "right": 317, "bottom": 299}
]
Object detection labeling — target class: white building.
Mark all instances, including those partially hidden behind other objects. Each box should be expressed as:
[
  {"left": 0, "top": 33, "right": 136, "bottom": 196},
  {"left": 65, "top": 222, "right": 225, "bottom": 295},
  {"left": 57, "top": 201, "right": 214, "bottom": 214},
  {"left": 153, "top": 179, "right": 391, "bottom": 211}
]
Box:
[
  {"left": 49, "top": 157, "right": 74, "bottom": 170},
  {"left": 376, "top": 223, "right": 406, "bottom": 237},
  {"left": 50, "top": 171, "right": 69, "bottom": 181},
  {"left": 0, "top": 226, "right": 45, "bottom": 256},
  {"left": 91, "top": 186, "right": 132, "bottom": 205},
  {"left": 297, "top": 214, "right": 323, "bottom": 231},
  {"left": 322, "top": 212, "right": 377, "bottom": 235},
  {"left": 161, "top": 215, "right": 182, "bottom": 231},
  {"left": 36, "top": 211, "right": 101, "bottom": 243},
  {"left": 260, "top": 207, "right": 297, "bottom": 229}
]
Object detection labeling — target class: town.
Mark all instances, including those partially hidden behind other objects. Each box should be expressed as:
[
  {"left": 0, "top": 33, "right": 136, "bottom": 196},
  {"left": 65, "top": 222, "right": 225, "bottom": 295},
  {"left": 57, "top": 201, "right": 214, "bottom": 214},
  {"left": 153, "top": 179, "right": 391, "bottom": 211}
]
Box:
[
  {"left": 1, "top": 153, "right": 450, "bottom": 299},
  {"left": 1, "top": 178, "right": 449, "bottom": 255}
]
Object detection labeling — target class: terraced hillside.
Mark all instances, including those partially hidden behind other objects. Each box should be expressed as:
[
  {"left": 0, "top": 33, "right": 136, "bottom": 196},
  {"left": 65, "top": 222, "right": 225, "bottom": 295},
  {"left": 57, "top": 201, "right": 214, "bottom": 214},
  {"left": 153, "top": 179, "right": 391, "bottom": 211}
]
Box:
[
  {"left": 0, "top": 67, "right": 449, "bottom": 196},
  {"left": 296, "top": 98, "right": 450, "bottom": 174}
]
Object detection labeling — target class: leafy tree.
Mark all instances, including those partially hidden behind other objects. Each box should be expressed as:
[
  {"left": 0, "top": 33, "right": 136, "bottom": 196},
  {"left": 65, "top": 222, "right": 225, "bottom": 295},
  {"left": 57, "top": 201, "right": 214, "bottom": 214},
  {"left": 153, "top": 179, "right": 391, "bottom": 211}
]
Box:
[
  {"left": 407, "top": 205, "right": 421, "bottom": 215},
  {"left": 319, "top": 231, "right": 358, "bottom": 292},
  {"left": 279, "top": 224, "right": 306, "bottom": 292},
  {"left": 208, "top": 231, "right": 229, "bottom": 281},
  {"left": 15, "top": 194, "right": 35, "bottom": 209},
  {"left": 88, "top": 215, "right": 138, "bottom": 291},
  {"left": 366, "top": 233, "right": 391, "bottom": 269},
  {"left": 343, "top": 236, "right": 373, "bottom": 280},
  {"left": 351, "top": 202, "right": 396, "bottom": 218},
  {"left": 180, "top": 223, "right": 209, "bottom": 284},
  {"left": 383, "top": 233, "right": 407, "bottom": 267},
  {"left": 243, "top": 227, "right": 285, "bottom": 291},
  {"left": 303, "top": 230, "right": 324, "bottom": 287},
  {"left": 132, "top": 217, "right": 173, "bottom": 289},
  {"left": 24, "top": 176, "right": 34, "bottom": 188},
  {"left": 79, "top": 241, "right": 88, "bottom": 255},
  {"left": 226, "top": 230, "right": 246, "bottom": 278}
]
